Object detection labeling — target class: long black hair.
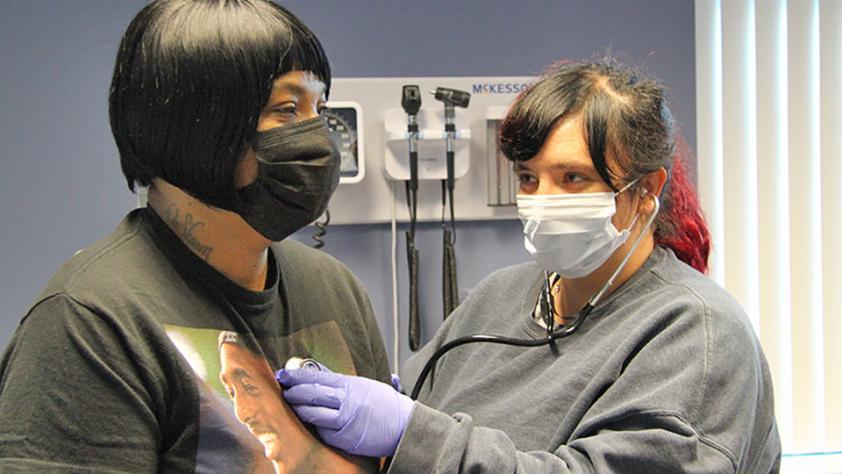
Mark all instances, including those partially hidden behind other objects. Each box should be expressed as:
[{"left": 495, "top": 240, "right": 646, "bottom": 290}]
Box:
[
  {"left": 109, "top": 0, "right": 331, "bottom": 209},
  {"left": 499, "top": 59, "right": 710, "bottom": 273}
]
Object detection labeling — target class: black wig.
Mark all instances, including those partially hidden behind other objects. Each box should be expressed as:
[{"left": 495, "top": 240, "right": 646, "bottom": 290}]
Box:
[{"left": 109, "top": 0, "right": 331, "bottom": 208}]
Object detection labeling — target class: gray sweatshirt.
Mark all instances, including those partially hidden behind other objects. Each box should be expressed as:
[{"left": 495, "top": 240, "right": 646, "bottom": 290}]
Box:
[{"left": 391, "top": 247, "right": 780, "bottom": 473}]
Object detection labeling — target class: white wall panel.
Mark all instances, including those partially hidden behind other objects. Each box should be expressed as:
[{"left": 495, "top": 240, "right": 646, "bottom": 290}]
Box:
[
  {"left": 755, "top": 0, "right": 794, "bottom": 450},
  {"left": 787, "top": 0, "right": 824, "bottom": 451},
  {"left": 820, "top": 0, "right": 842, "bottom": 449}
]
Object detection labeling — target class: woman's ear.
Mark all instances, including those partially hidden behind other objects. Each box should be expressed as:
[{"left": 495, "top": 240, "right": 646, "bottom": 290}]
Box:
[{"left": 639, "top": 167, "right": 668, "bottom": 214}]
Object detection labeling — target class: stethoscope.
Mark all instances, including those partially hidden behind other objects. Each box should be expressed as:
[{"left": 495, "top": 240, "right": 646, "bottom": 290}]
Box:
[{"left": 408, "top": 193, "right": 660, "bottom": 400}]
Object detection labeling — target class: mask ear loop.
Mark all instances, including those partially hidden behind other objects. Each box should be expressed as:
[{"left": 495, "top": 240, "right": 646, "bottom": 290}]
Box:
[
  {"left": 614, "top": 178, "right": 639, "bottom": 195},
  {"left": 614, "top": 178, "right": 646, "bottom": 233},
  {"left": 622, "top": 212, "right": 641, "bottom": 234}
]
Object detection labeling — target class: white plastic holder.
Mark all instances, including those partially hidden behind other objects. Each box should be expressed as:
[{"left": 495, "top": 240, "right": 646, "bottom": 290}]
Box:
[{"left": 383, "top": 108, "right": 471, "bottom": 181}]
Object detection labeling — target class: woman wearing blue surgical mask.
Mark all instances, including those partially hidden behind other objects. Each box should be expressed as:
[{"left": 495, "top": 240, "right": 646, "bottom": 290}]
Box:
[{"left": 278, "top": 59, "right": 781, "bottom": 473}]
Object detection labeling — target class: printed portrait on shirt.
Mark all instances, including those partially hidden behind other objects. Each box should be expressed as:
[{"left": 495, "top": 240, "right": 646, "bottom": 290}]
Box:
[
  {"left": 164, "top": 324, "right": 375, "bottom": 473},
  {"left": 217, "top": 331, "right": 304, "bottom": 469}
]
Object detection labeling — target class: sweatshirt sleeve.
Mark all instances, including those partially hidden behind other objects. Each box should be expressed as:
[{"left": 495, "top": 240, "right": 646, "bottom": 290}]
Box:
[
  {"left": 389, "top": 403, "right": 734, "bottom": 473},
  {"left": 390, "top": 271, "right": 777, "bottom": 473},
  {"left": 0, "top": 294, "right": 166, "bottom": 472}
]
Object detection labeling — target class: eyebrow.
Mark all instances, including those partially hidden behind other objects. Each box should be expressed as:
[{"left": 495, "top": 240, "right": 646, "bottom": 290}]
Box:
[
  {"left": 220, "top": 367, "right": 252, "bottom": 385},
  {"left": 514, "top": 160, "right": 596, "bottom": 174}
]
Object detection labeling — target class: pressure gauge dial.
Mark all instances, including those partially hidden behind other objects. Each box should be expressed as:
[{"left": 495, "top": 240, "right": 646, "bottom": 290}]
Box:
[{"left": 323, "top": 101, "right": 365, "bottom": 184}]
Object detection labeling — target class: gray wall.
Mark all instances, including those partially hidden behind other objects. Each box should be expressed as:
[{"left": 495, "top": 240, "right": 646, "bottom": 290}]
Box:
[{"left": 0, "top": 1, "right": 695, "bottom": 368}]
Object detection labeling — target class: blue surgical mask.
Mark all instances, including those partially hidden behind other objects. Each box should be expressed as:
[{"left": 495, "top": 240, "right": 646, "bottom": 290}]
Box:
[{"left": 517, "top": 180, "right": 639, "bottom": 278}]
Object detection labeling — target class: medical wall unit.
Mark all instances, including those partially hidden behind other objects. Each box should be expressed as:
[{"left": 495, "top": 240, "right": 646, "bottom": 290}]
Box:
[{"left": 327, "top": 76, "right": 533, "bottom": 224}]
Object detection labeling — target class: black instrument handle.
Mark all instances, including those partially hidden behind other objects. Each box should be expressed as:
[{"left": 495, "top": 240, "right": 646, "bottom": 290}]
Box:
[
  {"left": 447, "top": 237, "right": 458, "bottom": 314},
  {"left": 442, "top": 228, "right": 459, "bottom": 318},
  {"left": 407, "top": 233, "right": 420, "bottom": 351}
]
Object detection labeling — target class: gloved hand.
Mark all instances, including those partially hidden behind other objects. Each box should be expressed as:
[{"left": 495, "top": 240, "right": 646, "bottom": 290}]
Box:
[{"left": 276, "top": 369, "right": 414, "bottom": 457}]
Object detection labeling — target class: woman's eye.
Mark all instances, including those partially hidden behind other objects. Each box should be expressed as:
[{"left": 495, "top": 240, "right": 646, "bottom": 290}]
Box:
[
  {"left": 517, "top": 174, "right": 535, "bottom": 185},
  {"left": 517, "top": 173, "right": 538, "bottom": 191},
  {"left": 274, "top": 103, "right": 297, "bottom": 116},
  {"left": 565, "top": 173, "right": 585, "bottom": 183}
]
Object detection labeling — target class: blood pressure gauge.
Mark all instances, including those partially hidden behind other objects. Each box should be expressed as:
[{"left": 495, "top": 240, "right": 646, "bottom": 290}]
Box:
[{"left": 324, "top": 101, "right": 365, "bottom": 184}]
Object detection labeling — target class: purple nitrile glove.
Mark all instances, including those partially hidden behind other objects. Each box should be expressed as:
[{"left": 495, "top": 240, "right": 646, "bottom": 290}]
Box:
[
  {"left": 390, "top": 373, "right": 402, "bottom": 393},
  {"left": 276, "top": 369, "right": 414, "bottom": 458}
]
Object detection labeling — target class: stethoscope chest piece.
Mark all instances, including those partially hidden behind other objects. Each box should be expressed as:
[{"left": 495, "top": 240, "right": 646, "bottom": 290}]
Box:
[{"left": 284, "top": 357, "right": 322, "bottom": 371}]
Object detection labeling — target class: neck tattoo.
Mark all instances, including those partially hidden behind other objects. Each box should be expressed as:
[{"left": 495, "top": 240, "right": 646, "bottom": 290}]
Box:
[{"left": 163, "top": 204, "right": 214, "bottom": 261}]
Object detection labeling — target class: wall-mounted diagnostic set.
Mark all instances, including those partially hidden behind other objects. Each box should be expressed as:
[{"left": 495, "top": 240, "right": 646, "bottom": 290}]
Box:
[{"left": 308, "top": 76, "right": 533, "bottom": 361}]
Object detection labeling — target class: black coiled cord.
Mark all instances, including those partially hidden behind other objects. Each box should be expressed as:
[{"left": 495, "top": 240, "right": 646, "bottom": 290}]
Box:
[{"left": 312, "top": 209, "right": 331, "bottom": 249}]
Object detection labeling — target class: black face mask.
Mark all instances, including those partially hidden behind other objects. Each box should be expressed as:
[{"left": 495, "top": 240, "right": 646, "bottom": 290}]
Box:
[{"left": 235, "top": 117, "right": 340, "bottom": 241}]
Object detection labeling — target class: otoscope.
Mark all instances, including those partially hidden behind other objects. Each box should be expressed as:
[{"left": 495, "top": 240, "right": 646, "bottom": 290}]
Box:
[
  {"left": 431, "top": 87, "right": 470, "bottom": 197},
  {"left": 430, "top": 87, "right": 470, "bottom": 319},
  {"left": 402, "top": 85, "right": 422, "bottom": 351}
]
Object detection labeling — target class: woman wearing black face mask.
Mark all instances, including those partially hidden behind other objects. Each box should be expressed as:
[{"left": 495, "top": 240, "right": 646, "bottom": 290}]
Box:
[
  {"left": 0, "top": 1, "right": 389, "bottom": 472},
  {"left": 278, "top": 59, "right": 781, "bottom": 473}
]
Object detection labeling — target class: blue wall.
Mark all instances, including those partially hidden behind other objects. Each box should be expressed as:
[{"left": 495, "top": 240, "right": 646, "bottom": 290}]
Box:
[{"left": 0, "top": 1, "right": 695, "bottom": 369}]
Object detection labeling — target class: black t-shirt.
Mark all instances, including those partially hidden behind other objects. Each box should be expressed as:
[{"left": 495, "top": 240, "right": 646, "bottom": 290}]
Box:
[{"left": 0, "top": 208, "right": 390, "bottom": 472}]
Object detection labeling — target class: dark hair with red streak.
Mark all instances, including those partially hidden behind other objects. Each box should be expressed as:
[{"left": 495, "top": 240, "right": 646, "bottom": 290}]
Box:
[
  {"left": 658, "top": 139, "right": 710, "bottom": 273},
  {"left": 499, "top": 58, "right": 710, "bottom": 273}
]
